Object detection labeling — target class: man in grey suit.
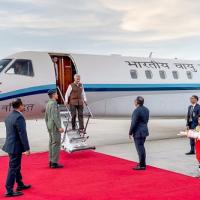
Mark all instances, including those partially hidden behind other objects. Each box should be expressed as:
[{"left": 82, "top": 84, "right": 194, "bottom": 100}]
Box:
[
  {"left": 2, "top": 98, "right": 31, "bottom": 197},
  {"left": 129, "top": 96, "right": 149, "bottom": 170}
]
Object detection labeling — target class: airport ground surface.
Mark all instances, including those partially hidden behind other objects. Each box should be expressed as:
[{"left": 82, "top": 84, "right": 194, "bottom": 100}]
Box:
[{"left": 0, "top": 118, "right": 198, "bottom": 177}]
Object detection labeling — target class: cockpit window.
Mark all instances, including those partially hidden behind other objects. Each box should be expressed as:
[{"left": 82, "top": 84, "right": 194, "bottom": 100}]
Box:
[
  {"left": 0, "top": 59, "right": 12, "bottom": 73},
  {"left": 6, "top": 59, "right": 34, "bottom": 77}
]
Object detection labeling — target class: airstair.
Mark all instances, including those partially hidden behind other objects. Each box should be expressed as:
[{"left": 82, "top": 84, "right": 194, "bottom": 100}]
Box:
[{"left": 57, "top": 87, "right": 96, "bottom": 153}]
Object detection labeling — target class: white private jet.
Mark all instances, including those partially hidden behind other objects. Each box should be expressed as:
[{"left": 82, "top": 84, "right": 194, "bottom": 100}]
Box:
[{"left": 0, "top": 51, "right": 199, "bottom": 121}]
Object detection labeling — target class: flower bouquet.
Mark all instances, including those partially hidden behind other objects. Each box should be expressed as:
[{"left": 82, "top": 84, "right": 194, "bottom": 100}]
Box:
[{"left": 178, "top": 130, "right": 200, "bottom": 139}]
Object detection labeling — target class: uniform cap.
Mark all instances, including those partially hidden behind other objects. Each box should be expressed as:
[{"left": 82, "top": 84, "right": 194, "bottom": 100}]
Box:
[{"left": 47, "top": 89, "right": 57, "bottom": 95}]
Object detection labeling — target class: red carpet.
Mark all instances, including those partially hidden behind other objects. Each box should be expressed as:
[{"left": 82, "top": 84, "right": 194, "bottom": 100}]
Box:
[{"left": 0, "top": 151, "right": 200, "bottom": 200}]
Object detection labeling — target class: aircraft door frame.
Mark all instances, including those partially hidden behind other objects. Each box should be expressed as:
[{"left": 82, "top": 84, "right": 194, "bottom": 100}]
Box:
[{"left": 51, "top": 55, "right": 74, "bottom": 104}]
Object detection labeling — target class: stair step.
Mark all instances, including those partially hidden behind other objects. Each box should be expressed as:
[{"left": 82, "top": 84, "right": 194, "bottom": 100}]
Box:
[{"left": 70, "top": 136, "right": 89, "bottom": 143}]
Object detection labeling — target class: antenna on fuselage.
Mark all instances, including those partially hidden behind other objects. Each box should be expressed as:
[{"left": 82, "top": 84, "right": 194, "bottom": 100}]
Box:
[{"left": 149, "top": 52, "right": 153, "bottom": 59}]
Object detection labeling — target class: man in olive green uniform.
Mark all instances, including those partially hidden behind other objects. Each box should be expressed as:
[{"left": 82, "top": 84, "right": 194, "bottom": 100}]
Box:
[
  {"left": 65, "top": 74, "right": 87, "bottom": 132},
  {"left": 45, "top": 89, "right": 64, "bottom": 168}
]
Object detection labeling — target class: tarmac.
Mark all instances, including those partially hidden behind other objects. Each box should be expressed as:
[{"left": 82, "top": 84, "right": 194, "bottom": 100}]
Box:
[{"left": 0, "top": 117, "right": 198, "bottom": 177}]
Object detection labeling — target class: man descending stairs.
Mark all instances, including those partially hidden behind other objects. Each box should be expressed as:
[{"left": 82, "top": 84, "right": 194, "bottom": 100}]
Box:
[{"left": 65, "top": 74, "right": 87, "bottom": 133}]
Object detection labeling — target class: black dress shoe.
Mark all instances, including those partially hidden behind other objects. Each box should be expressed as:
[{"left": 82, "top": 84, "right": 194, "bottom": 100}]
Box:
[
  {"left": 133, "top": 165, "right": 146, "bottom": 170},
  {"left": 16, "top": 184, "right": 31, "bottom": 191},
  {"left": 51, "top": 163, "right": 64, "bottom": 168},
  {"left": 185, "top": 151, "right": 195, "bottom": 155},
  {"left": 49, "top": 161, "right": 52, "bottom": 167},
  {"left": 4, "top": 191, "right": 23, "bottom": 197}
]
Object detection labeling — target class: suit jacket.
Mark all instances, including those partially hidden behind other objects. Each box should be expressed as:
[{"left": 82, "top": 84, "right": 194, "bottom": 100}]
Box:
[
  {"left": 2, "top": 110, "right": 30, "bottom": 154},
  {"left": 186, "top": 104, "right": 200, "bottom": 129},
  {"left": 129, "top": 105, "right": 149, "bottom": 138},
  {"left": 45, "top": 99, "right": 61, "bottom": 132}
]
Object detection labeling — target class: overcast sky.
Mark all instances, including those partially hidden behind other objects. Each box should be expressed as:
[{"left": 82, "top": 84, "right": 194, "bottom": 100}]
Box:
[{"left": 0, "top": 0, "right": 200, "bottom": 59}]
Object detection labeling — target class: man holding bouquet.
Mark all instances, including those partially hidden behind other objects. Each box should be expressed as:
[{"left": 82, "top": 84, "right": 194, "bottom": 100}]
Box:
[{"left": 186, "top": 95, "right": 200, "bottom": 155}]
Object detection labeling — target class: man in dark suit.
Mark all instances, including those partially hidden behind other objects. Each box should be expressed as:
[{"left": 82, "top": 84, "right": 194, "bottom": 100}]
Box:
[
  {"left": 129, "top": 96, "right": 149, "bottom": 170},
  {"left": 2, "top": 98, "right": 31, "bottom": 197},
  {"left": 186, "top": 95, "right": 200, "bottom": 155}
]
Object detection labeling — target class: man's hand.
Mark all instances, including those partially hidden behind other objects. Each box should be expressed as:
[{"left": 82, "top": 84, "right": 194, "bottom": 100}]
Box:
[
  {"left": 129, "top": 135, "right": 133, "bottom": 140},
  {"left": 64, "top": 101, "right": 68, "bottom": 106},
  {"left": 25, "top": 150, "right": 30, "bottom": 156},
  {"left": 59, "top": 128, "right": 64, "bottom": 133}
]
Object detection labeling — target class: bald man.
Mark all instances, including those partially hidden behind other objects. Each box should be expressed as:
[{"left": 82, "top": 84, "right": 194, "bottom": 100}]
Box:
[{"left": 129, "top": 96, "right": 149, "bottom": 170}]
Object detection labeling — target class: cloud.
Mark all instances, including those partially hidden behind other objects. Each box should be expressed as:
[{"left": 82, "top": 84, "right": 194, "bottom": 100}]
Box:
[
  {"left": 0, "top": 0, "right": 200, "bottom": 59},
  {"left": 100, "top": 0, "right": 200, "bottom": 41},
  {"left": 0, "top": 3, "right": 102, "bottom": 29},
  {"left": 1, "top": 0, "right": 199, "bottom": 42}
]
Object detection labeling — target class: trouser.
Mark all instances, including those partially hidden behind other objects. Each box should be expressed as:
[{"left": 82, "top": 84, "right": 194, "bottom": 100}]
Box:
[
  {"left": 190, "top": 138, "right": 195, "bottom": 152},
  {"left": 188, "top": 123, "right": 195, "bottom": 152},
  {"left": 70, "top": 104, "right": 84, "bottom": 130},
  {"left": 48, "top": 129, "right": 61, "bottom": 163},
  {"left": 6, "top": 154, "right": 24, "bottom": 193},
  {"left": 134, "top": 137, "right": 146, "bottom": 167}
]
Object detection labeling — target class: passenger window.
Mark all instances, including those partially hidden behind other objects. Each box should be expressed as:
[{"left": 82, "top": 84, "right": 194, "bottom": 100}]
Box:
[
  {"left": 159, "top": 70, "right": 166, "bottom": 79},
  {"left": 130, "top": 69, "right": 138, "bottom": 79},
  {"left": 145, "top": 70, "right": 153, "bottom": 79},
  {"left": 172, "top": 71, "right": 179, "bottom": 79},
  {"left": 186, "top": 71, "right": 192, "bottom": 79},
  {"left": 6, "top": 59, "right": 34, "bottom": 77}
]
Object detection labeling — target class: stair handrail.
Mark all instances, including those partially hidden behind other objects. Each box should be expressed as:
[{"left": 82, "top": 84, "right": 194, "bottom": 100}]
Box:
[
  {"left": 57, "top": 86, "right": 72, "bottom": 118},
  {"left": 84, "top": 102, "right": 93, "bottom": 118}
]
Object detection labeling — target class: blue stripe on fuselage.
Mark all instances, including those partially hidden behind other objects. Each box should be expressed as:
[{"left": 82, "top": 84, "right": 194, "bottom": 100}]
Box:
[
  {"left": 0, "top": 83, "right": 200, "bottom": 101},
  {"left": 84, "top": 84, "right": 200, "bottom": 92},
  {"left": 0, "top": 84, "right": 56, "bottom": 101}
]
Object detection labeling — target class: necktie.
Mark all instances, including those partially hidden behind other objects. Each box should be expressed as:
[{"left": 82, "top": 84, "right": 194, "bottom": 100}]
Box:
[{"left": 189, "top": 106, "right": 194, "bottom": 122}]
